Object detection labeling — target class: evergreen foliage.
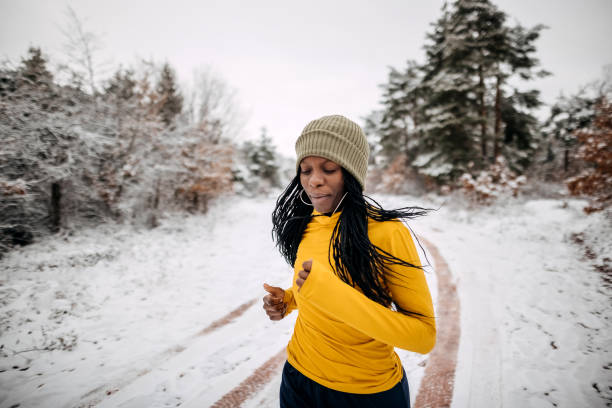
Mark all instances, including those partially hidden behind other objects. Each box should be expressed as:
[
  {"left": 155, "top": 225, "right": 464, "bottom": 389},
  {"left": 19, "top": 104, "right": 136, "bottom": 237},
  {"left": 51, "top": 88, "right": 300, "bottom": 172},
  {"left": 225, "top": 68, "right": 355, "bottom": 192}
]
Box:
[
  {"left": 376, "top": 62, "right": 424, "bottom": 164},
  {"left": 246, "top": 128, "right": 279, "bottom": 183},
  {"left": 235, "top": 127, "right": 280, "bottom": 194},
  {"left": 19, "top": 47, "right": 54, "bottom": 85},
  {"left": 542, "top": 92, "right": 598, "bottom": 176},
  {"left": 156, "top": 63, "right": 184, "bottom": 127},
  {"left": 369, "top": 0, "right": 548, "bottom": 186}
]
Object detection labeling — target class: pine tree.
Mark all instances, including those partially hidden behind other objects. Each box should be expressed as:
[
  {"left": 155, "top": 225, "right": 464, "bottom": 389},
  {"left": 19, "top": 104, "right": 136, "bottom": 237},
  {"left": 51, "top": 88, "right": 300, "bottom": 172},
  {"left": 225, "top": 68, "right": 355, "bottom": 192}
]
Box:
[
  {"left": 156, "top": 63, "right": 183, "bottom": 127},
  {"left": 105, "top": 68, "right": 136, "bottom": 101},
  {"left": 20, "top": 47, "right": 53, "bottom": 86},
  {"left": 245, "top": 127, "right": 280, "bottom": 187},
  {"left": 372, "top": 0, "right": 548, "bottom": 185},
  {"left": 543, "top": 92, "right": 598, "bottom": 176},
  {"left": 377, "top": 61, "right": 425, "bottom": 164},
  {"left": 451, "top": 0, "right": 508, "bottom": 160},
  {"left": 499, "top": 91, "right": 540, "bottom": 170},
  {"left": 97, "top": 68, "right": 140, "bottom": 210},
  {"left": 363, "top": 110, "right": 384, "bottom": 166},
  {"left": 414, "top": 3, "right": 481, "bottom": 182},
  {"left": 494, "top": 23, "right": 549, "bottom": 171}
]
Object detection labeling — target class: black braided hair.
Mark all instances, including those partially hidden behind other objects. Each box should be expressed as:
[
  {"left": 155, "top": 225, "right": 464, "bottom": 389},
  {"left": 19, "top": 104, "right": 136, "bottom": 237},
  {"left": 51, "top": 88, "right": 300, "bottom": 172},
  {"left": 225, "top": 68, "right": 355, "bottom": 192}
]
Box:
[{"left": 272, "top": 168, "right": 434, "bottom": 316}]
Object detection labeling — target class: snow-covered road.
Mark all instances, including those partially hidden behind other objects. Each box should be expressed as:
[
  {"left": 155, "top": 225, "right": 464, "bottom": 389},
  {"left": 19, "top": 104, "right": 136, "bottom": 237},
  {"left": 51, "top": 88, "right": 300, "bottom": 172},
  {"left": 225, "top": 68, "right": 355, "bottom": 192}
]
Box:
[
  {"left": 1, "top": 195, "right": 610, "bottom": 407},
  {"left": 411, "top": 198, "right": 612, "bottom": 408}
]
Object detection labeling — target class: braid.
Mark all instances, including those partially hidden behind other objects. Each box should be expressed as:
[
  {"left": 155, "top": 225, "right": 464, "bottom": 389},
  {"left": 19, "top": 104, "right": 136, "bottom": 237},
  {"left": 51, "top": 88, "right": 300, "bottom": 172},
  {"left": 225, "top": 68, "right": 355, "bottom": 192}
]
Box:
[
  {"left": 272, "top": 169, "right": 434, "bottom": 317},
  {"left": 331, "top": 169, "right": 432, "bottom": 316},
  {"left": 271, "top": 177, "right": 312, "bottom": 266}
]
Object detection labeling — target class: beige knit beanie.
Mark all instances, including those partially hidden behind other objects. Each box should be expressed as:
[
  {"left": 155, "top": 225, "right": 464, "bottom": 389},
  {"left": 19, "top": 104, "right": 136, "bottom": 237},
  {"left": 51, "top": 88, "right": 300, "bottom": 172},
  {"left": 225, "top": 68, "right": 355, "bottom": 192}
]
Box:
[{"left": 295, "top": 115, "right": 370, "bottom": 190}]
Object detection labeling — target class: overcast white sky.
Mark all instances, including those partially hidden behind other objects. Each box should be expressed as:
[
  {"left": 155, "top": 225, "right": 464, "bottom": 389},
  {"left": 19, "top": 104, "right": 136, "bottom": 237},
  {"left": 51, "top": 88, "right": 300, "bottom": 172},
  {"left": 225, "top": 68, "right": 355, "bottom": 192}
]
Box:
[{"left": 1, "top": 0, "right": 611, "bottom": 155}]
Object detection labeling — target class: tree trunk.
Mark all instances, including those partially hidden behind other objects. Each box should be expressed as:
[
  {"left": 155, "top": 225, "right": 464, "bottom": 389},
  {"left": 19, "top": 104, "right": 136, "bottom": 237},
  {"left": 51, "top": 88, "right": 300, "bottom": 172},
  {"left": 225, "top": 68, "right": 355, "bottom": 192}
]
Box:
[
  {"left": 147, "top": 179, "right": 161, "bottom": 229},
  {"left": 493, "top": 74, "right": 502, "bottom": 161},
  {"left": 479, "top": 64, "right": 487, "bottom": 160},
  {"left": 50, "top": 182, "right": 61, "bottom": 233},
  {"left": 152, "top": 178, "right": 161, "bottom": 210},
  {"left": 564, "top": 148, "right": 569, "bottom": 173}
]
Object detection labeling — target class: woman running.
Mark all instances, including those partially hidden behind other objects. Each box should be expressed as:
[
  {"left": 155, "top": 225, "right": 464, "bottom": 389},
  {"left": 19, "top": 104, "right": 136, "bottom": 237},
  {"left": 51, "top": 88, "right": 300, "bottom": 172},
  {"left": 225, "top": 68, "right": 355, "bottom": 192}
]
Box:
[{"left": 263, "top": 114, "right": 436, "bottom": 407}]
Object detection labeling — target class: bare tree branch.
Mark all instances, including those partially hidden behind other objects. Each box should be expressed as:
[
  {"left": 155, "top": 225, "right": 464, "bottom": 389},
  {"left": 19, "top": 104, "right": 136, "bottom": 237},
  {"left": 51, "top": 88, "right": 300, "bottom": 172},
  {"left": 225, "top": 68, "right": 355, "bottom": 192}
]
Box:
[{"left": 60, "top": 6, "right": 104, "bottom": 94}]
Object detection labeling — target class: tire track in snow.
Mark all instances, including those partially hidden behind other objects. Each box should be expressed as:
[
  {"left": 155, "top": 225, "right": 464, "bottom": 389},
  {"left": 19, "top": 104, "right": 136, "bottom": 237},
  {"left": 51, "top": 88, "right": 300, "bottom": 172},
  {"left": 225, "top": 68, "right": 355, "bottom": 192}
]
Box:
[
  {"left": 80, "top": 298, "right": 258, "bottom": 407},
  {"left": 198, "top": 298, "right": 259, "bottom": 336},
  {"left": 414, "top": 236, "right": 460, "bottom": 408},
  {"left": 210, "top": 349, "right": 286, "bottom": 408}
]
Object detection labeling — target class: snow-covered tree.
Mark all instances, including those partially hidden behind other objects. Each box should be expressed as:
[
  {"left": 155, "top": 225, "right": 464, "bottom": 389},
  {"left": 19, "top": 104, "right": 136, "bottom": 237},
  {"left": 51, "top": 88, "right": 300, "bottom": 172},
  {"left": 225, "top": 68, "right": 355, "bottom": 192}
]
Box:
[
  {"left": 542, "top": 92, "right": 598, "bottom": 177},
  {"left": 495, "top": 23, "right": 549, "bottom": 171},
  {"left": 235, "top": 127, "right": 281, "bottom": 195},
  {"left": 376, "top": 61, "right": 425, "bottom": 164},
  {"left": 0, "top": 47, "right": 114, "bottom": 253},
  {"left": 539, "top": 69, "right": 611, "bottom": 183},
  {"left": 19, "top": 47, "right": 53, "bottom": 85},
  {"left": 247, "top": 128, "right": 279, "bottom": 183},
  {"left": 1, "top": 49, "right": 241, "bottom": 253},
  {"left": 369, "top": 0, "right": 548, "bottom": 187},
  {"left": 566, "top": 99, "right": 612, "bottom": 212},
  {"left": 155, "top": 63, "right": 183, "bottom": 128},
  {"left": 409, "top": 2, "right": 483, "bottom": 182},
  {"left": 97, "top": 66, "right": 164, "bottom": 219},
  {"left": 460, "top": 156, "right": 527, "bottom": 204},
  {"left": 171, "top": 129, "right": 234, "bottom": 214},
  {"left": 99, "top": 63, "right": 233, "bottom": 223}
]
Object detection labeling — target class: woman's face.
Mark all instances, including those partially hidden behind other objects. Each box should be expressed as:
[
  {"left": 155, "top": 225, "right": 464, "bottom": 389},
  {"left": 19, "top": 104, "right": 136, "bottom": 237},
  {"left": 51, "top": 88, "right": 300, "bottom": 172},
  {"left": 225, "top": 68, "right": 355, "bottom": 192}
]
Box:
[{"left": 299, "top": 156, "right": 345, "bottom": 213}]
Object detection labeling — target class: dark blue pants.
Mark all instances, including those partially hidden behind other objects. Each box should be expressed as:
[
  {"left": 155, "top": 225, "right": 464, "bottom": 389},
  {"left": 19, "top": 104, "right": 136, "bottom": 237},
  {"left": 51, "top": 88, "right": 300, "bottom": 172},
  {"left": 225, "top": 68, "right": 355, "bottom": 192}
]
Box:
[{"left": 279, "top": 361, "right": 410, "bottom": 408}]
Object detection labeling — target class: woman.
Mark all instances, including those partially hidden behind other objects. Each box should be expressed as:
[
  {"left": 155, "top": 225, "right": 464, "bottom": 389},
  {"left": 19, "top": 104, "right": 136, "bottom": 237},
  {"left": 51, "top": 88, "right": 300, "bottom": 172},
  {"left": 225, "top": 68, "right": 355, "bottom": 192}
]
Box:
[{"left": 263, "top": 115, "right": 436, "bottom": 407}]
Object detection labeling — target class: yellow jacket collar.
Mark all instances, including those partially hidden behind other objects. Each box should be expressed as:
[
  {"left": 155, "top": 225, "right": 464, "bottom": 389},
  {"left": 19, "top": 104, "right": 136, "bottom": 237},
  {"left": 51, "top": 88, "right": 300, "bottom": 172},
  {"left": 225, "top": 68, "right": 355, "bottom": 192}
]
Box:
[{"left": 311, "top": 209, "right": 342, "bottom": 225}]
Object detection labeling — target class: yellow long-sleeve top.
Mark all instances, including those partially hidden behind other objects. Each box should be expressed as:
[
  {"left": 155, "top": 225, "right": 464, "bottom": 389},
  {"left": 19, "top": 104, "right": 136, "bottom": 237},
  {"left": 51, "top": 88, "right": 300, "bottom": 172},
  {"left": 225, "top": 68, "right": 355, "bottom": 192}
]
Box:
[{"left": 282, "top": 209, "right": 436, "bottom": 394}]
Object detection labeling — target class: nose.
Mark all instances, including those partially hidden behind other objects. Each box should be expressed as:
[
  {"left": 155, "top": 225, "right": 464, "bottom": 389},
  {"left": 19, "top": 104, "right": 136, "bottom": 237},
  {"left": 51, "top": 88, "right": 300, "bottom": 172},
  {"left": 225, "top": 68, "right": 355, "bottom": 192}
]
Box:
[{"left": 309, "top": 169, "right": 324, "bottom": 188}]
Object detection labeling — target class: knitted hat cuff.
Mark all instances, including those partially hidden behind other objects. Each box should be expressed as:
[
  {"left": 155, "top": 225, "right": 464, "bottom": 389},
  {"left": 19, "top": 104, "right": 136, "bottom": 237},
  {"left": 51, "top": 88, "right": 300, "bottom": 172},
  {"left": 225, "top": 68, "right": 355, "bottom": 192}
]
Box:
[
  {"left": 295, "top": 126, "right": 369, "bottom": 190},
  {"left": 300, "top": 129, "right": 367, "bottom": 161}
]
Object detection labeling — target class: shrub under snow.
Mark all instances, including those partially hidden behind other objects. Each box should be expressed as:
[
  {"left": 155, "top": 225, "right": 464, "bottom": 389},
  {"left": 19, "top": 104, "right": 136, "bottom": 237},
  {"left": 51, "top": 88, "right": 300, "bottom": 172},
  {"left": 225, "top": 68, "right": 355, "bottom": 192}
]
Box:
[{"left": 459, "top": 156, "right": 527, "bottom": 204}]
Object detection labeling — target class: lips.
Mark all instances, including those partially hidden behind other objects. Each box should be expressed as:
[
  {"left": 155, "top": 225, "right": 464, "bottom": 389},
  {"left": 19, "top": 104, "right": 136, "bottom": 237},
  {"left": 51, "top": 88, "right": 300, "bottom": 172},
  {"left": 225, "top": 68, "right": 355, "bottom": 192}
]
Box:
[{"left": 310, "top": 194, "right": 330, "bottom": 200}]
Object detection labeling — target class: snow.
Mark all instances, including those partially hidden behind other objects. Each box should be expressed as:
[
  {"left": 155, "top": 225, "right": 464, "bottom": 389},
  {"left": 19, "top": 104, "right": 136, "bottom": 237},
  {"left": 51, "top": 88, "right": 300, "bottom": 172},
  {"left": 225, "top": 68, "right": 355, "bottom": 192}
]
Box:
[
  {"left": 412, "top": 151, "right": 438, "bottom": 167},
  {"left": 422, "top": 162, "right": 454, "bottom": 178},
  {"left": 380, "top": 196, "right": 611, "bottom": 408},
  {"left": 1, "top": 194, "right": 610, "bottom": 407}
]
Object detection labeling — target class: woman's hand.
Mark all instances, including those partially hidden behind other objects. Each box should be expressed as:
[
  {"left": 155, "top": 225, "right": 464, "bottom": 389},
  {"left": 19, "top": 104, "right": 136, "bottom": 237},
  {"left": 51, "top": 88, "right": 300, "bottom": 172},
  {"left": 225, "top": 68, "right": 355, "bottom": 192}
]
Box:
[
  {"left": 296, "top": 259, "right": 313, "bottom": 290},
  {"left": 263, "top": 283, "right": 287, "bottom": 321}
]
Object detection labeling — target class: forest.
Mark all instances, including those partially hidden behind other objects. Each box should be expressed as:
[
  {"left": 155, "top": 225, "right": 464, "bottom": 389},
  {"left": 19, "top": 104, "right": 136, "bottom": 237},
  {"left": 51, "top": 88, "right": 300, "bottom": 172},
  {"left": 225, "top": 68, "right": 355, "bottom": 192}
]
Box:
[{"left": 1, "top": 0, "right": 610, "bottom": 256}]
